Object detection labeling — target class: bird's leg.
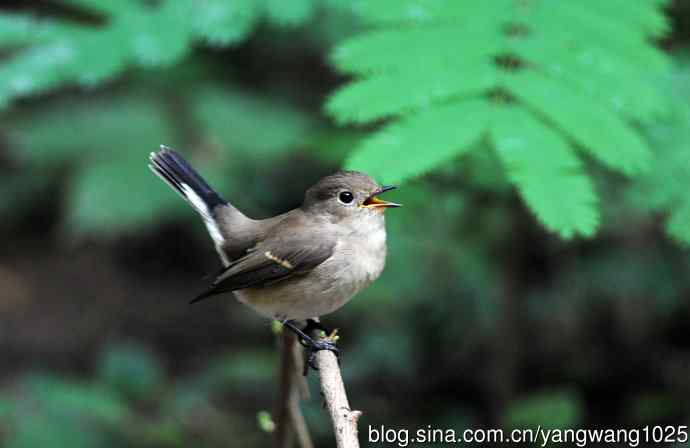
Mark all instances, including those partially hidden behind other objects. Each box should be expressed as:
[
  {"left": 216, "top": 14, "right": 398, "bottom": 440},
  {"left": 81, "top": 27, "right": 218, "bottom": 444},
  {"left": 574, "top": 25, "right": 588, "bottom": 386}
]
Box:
[
  {"left": 281, "top": 319, "right": 340, "bottom": 375},
  {"left": 302, "top": 318, "right": 331, "bottom": 337}
]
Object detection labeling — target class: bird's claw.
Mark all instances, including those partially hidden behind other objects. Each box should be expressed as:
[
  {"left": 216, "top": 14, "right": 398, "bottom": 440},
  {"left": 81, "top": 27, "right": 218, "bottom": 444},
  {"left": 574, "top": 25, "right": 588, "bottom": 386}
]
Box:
[
  {"left": 304, "top": 338, "right": 340, "bottom": 375},
  {"left": 279, "top": 319, "right": 341, "bottom": 376},
  {"left": 302, "top": 318, "right": 331, "bottom": 336}
]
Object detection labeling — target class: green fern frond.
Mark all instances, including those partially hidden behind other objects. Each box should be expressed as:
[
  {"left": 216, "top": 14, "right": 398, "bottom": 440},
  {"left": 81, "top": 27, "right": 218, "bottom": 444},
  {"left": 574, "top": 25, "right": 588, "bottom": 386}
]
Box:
[
  {"left": 0, "top": 14, "right": 69, "bottom": 47},
  {"left": 327, "top": 62, "right": 497, "bottom": 124},
  {"left": 491, "top": 106, "right": 599, "bottom": 239},
  {"left": 122, "top": 3, "right": 194, "bottom": 67},
  {"left": 345, "top": 99, "right": 491, "bottom": 183},
  {"left": 67, "top": 149, "right": 181, "bottom": 234},
  {"left": 6, "top": 76, "right": 314, "bottom": 236},
  {"left": 0, "top": 2, "right": 197, "bottom": 106},
  {"left": 506, "top": 73, "right": 651, "bottom": 176},
  {"left": 192, "top": 0, "right": 260, "bottom": 45},
  {"left": 6, "top": 93, "right": 180, "bottom": 234},
  {"left": 582, "top": 1, "right": 670, "bottom": 37},
  {"left": 8, "top": 95, "right": 171, "bottom": 167},
  {"left": 541, "top": 4, "right": 668, "bottom": 69},
  {"left": 629, "top": 57, "right": 690, "bottom": 245},
  {"left": 0, "top": 0, "right": 334, "bottom": 108},
  {"left": 353, "top": 0, "right": 490, "bottom": 24},
  {"left": 264, "top": 0, "right": 316, "bottom": 27},
  {"left": 329, "top": 0, "right": 670, "bottom": 238},
  {"left": 513, "top": 18, "right": 668, "bottom": 121},
  {"left": 666, "top": 202, "right": 690, "bottom": 246},
  {"left": 190, "top": 84, "right": 314, "bottom": 157},
  {"left": 331, "top": 26, "right": 501, "bottom": 75},
  {"left": 57, "top": 0, "right": 141, "bottom": 15}
]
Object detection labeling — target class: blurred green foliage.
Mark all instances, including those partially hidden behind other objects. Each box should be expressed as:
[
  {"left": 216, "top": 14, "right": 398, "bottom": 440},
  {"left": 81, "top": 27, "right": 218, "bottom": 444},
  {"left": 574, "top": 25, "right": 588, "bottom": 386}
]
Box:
[
  {"left": 1, "top": 1, "right": 690, "bottom": 447},
  {"left": 628, "top": 55, "right": 690, "bottom": 244},
  {"left": 327, "top": 0, "right": 669, "bottom": 238},
  {"left": 5, "top": 372, "right": 130, "bottom": 447},
  {"left": 0, "top": 0, "right": 351, "bottom": 107},
  {"left": 1, "top": 0, "right": 686, "bottom": 242},
  {"left": 1, "top": 343, "right": 279, "bottom": 447},
  {"left": 98, "top": 342, "right": 164, "bottom": 400},
  {"left": 506, "top": 390, "right": 583, "bottom": 430}
]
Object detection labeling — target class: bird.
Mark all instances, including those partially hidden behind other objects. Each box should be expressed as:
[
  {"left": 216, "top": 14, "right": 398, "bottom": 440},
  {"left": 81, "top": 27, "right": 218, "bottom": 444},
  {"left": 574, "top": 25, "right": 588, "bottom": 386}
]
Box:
[{"left": 148, "top": 146, "right": 400, "bottom": 368}]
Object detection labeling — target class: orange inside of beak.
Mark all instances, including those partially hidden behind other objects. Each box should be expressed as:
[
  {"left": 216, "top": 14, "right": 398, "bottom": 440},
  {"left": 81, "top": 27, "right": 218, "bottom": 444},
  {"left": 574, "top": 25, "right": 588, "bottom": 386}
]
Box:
[{"left": 362, "top": 196, "right": 389, "bottom": 207}]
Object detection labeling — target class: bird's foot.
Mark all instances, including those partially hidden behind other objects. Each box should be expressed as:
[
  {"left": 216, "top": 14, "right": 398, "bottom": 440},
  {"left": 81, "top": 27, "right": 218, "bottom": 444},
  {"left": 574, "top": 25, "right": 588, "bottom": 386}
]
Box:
[
  {"left": 324, "top": 328, "right": 339, "bottom": 343},
  {"left": 281, "top": 319, "right": 340, "bottom": 375},
  {"left": 305, "top": 336, "right": 340, "bottom": 374},
  {"left": 302, "top": 318, "right": 331, "bottom": 337}
]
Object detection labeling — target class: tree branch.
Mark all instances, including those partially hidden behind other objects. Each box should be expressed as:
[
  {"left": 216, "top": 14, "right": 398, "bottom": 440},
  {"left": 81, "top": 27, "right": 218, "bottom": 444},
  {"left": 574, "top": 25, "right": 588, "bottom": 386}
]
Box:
[
  {"left": 314, "top": 335, "right": 362, "bottom": 448},
  {"left": 275, "top": 328, "right": 362, "bottom": 448},
  {"left": 275, "top": 331, "right": 313, "bottom": 448}
]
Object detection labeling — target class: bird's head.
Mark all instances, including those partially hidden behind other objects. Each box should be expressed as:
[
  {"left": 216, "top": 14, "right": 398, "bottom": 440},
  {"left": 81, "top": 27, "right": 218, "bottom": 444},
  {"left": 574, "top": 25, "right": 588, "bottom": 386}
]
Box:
[{"left": 302, "top": 171, "right": 401, "bottom": 221}]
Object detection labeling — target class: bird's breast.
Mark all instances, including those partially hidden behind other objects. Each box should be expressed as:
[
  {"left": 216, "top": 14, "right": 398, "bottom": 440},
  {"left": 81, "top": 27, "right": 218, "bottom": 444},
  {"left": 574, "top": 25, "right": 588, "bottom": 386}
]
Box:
[
  {"left": 344, "top": 224, "right": 387, "bottom": 282},
  {"left": 234, "top": 217, "right": 388, "bottom": 320}
]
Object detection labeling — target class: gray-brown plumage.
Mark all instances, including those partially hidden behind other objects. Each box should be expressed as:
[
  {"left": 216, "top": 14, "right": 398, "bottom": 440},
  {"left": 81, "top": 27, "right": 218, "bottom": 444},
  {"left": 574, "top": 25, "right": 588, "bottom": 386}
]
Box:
[{"left": 148, "top": 146, "right": 400, "bottom": 321}]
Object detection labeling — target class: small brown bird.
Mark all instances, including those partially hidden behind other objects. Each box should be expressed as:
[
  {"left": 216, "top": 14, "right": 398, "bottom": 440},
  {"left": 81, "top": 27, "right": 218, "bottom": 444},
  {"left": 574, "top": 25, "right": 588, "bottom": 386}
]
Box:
[{"left": 149, "top": 146, "right": 400, "bottom": 365}]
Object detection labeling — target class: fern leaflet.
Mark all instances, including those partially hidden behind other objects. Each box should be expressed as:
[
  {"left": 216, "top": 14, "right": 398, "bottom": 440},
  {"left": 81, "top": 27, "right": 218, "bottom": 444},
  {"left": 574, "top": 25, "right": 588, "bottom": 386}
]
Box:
[{"left": 328, "top": 0, "right": 671, "bottom": 238}]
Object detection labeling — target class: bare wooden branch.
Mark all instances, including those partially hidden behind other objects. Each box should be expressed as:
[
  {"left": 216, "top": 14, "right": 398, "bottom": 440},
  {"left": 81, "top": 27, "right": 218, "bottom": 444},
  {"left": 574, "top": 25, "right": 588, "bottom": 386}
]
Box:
[
  {"left": 288, "top": 385, "right": 313, "bottom": 448},
  {"left": 288, "top": 337, "right": 313, "bottom": 448},
  {"left": 314, "top": 337, "right": 362, "bottom": 448},
  {"left": 276, "top": 327, "right": 361, "bottom": 448},
  {"left": 275, "top": 331, "right": 313, "bottom": 448},
  {"left": 275, "top": 331, "right": 296, "bottom": 448}
]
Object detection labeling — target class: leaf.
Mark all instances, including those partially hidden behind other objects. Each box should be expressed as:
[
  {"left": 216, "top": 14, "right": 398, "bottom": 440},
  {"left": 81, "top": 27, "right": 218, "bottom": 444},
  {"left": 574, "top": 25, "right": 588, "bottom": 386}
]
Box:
[
  {"left": 57, "top": 0, "right": 141, "bottom": 16},
  {"left": 327, "top": 62, "right": 497, "bottom": 124},
  {"left": 505, "top": 72, "right": 652, "bottom": 176},
  {"left": 584, "top": 0, "right": 670, "bottom": 38},
  {"left": 353, "top": 0, "right": 489, "bottom": 24},
  {"left": 119, "top": 3, "right": 194, "bottom": 67},
  {"left": 666, "top": 202, "right": 690, "bottom": 246},
  {"left": 264, "top": 0, "right": 316, "bottom": 26},
  {"left": 328, "top": 0, "right": 669, "bottom": 239},
  {"left": 191, "top": 0, "right": 260, "bottom": 45},
  {"left": 538, "top": 3, "right": 669, "bottom": 70},
  {"left": 0, "top": 13, "right": 67, "bottom": 47},
  {"left": 344, "top": 99, "right": 491, "bottom": 183},
  {"left": 331, "top": 26, "right": 501, "bottom": 75},
  {"left": 627, "top": 57, "right": 690, "bottom": 245},
  {"left": 5, "top": 93, "right": 183, "bottom": 235},
  {"left": 67, "top": 149, "right": 182, "bottom": 235},
  {"left": 490, "top": 106, "right": 599, "bottom": 238},
  {"left": 302, "top": 1, "right": 363, "bottom": 48},
  {"left": 8, "top": 95, "right": 173, "bottom": 167},
  {"left": 191, "top": 84, "right": 314, "bottom": 156},
  {"left": 512, "top": 29, "right": 667, "bottom": 121},
  {"left": 0, "top": 0, "right": 322, "bottom": 107}
]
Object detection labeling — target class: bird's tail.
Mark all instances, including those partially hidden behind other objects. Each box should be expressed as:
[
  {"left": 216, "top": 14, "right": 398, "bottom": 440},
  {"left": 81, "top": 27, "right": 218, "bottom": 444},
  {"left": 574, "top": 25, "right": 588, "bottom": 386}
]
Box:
[
  {"left": 149, "top": 146, "right": 227, "bottom": 245},
  {"left": 149, "top": 146, "right": 226, "bottom": 213}
]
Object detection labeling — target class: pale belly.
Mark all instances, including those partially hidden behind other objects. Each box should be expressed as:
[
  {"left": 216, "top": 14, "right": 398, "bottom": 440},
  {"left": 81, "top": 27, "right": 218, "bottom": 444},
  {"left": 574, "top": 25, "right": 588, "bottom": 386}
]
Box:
[{"left": 234, "top": 231, "right": 387, "bottom": 320}]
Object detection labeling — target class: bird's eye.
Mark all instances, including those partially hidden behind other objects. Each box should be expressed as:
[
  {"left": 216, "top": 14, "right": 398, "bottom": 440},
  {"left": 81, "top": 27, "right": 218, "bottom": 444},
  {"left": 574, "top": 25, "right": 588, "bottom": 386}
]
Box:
[{"left": 338, "top": 191, "right": 354, "bottom": 204}]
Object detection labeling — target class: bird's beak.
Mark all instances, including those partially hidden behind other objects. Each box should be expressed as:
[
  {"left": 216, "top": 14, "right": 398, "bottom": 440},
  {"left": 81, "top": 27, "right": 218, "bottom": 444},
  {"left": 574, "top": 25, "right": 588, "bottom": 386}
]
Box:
[{"left": 362, "top": 185, "right": 402, "bottom": 209}]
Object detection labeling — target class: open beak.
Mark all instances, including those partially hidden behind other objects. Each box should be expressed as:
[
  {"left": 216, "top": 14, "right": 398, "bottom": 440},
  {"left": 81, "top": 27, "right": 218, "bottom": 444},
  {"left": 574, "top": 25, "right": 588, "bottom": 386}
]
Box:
[{"left": 362, "top": 185, "right": 402, "bottom": 209}]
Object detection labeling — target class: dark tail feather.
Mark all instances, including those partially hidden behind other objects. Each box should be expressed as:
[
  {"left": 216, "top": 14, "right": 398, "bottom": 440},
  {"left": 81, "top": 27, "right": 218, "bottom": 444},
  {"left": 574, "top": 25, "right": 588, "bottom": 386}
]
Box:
[
  {"left": 190, "top": 287, "right": 218, "bottom": 304},
  {"left": 148, "top": 146, "right": 226, "bottom": 214}
]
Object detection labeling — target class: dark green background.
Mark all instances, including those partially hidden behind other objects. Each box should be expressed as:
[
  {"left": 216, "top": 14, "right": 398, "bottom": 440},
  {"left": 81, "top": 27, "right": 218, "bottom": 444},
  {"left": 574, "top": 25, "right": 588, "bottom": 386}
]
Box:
[{"left": 1, "top": 1, "right": 690, "bottom": 446}]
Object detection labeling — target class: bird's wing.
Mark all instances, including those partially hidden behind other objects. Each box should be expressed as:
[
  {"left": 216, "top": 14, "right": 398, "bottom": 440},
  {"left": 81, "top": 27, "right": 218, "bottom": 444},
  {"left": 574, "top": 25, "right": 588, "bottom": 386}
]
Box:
[{"left": 191, "top": 236, "right": 336, "bottom": 303}]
